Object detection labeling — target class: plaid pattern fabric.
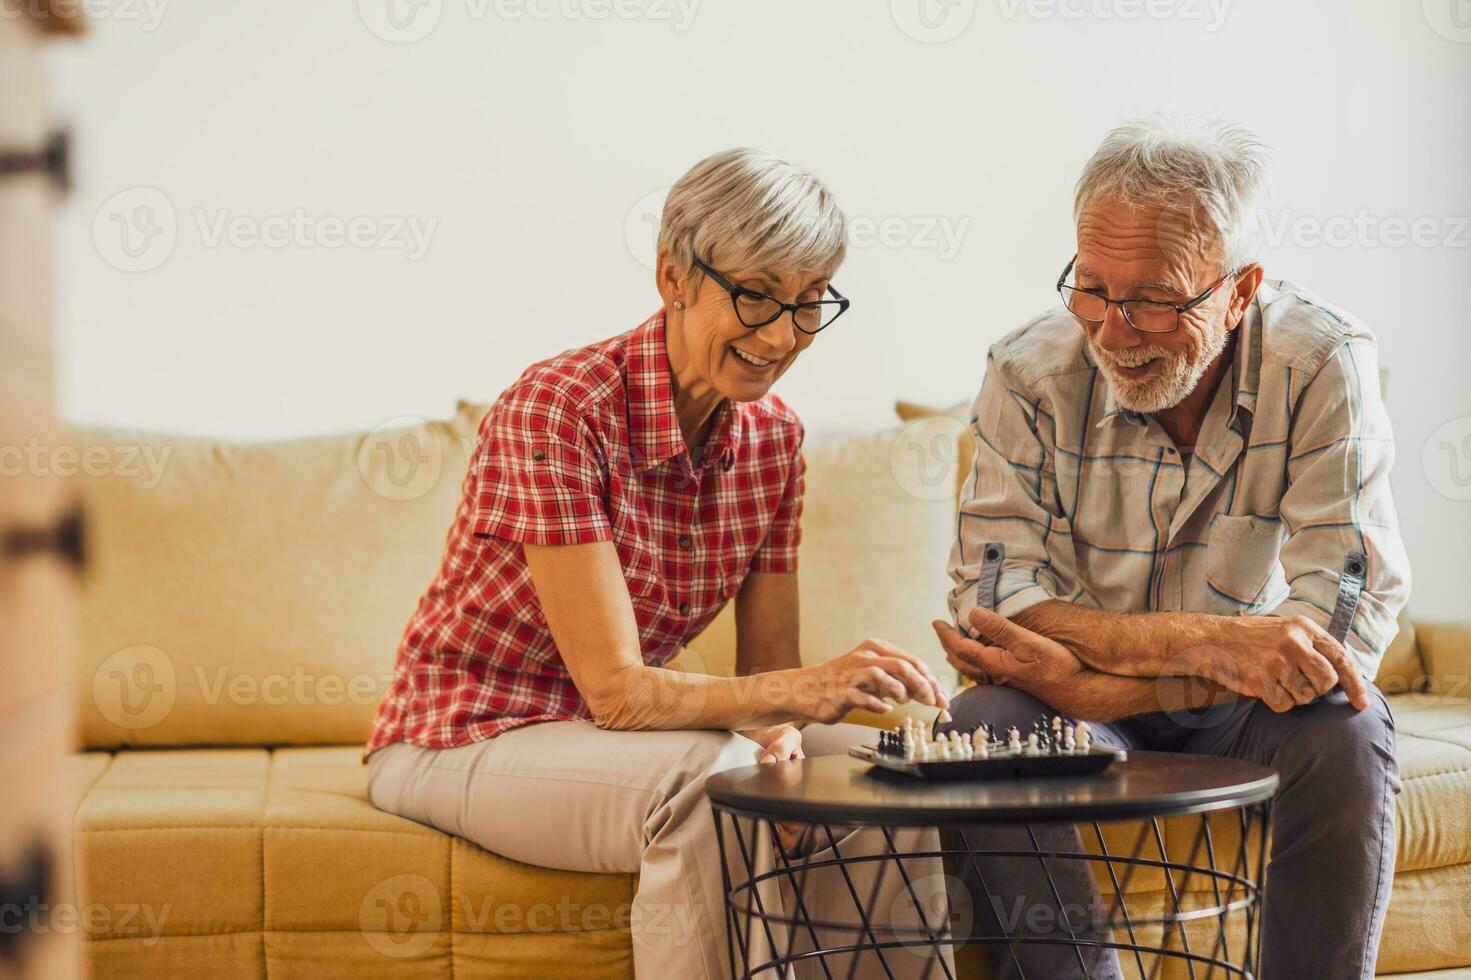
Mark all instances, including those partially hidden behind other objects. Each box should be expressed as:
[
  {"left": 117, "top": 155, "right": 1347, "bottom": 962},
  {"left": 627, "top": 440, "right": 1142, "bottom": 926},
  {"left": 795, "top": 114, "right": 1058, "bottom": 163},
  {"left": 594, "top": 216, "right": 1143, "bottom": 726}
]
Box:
[
  {"left": 948, "top": 279, "right": 1411, "bottom": 680},
  {"left": 366, "top": 311, "right": 805, "bottom": 757}
]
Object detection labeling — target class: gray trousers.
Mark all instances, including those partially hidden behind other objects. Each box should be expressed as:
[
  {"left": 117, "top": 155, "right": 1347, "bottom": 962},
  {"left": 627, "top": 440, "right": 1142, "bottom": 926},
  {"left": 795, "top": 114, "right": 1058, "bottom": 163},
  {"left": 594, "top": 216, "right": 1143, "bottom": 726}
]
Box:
[{"left": 938, "top": 683, "right": 1400, "bottom": 980}]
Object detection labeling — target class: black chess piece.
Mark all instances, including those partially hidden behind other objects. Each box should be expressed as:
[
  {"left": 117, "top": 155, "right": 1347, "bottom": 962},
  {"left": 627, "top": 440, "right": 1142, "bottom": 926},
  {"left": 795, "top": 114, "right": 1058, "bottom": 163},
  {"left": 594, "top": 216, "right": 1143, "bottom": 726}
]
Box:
[{"left": 1032, "top": 716, "right": 1052, "bottom": 753}]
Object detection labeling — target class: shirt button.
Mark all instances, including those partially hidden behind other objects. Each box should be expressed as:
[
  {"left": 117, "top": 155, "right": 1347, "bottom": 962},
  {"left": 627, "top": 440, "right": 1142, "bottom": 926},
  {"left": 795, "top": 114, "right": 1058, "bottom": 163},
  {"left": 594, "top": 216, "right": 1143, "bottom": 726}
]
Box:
[
  {"left": 678, "top": 601, "right": 691, "bottom": 616},
  {"left": 678, "top": 534, "right": 693, "bottom": 549}
]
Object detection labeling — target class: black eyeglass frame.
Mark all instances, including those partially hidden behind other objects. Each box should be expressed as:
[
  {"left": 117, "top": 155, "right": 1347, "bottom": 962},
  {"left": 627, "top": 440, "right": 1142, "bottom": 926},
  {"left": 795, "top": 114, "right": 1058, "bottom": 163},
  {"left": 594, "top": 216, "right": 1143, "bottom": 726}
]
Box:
[
  {"left": 692, "top": 257, "right": 850, "bottom": 335},
  {"left": 1056, "top": 254, "right": 1234, "bottom": 334}
]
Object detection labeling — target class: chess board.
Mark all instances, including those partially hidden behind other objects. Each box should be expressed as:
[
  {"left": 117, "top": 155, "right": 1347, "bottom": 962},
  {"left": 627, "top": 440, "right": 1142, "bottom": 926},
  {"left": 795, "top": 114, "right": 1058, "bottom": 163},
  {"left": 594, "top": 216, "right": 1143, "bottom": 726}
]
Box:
[{"left": 848, "top": 713, "right": 1127, "bottom": 782}]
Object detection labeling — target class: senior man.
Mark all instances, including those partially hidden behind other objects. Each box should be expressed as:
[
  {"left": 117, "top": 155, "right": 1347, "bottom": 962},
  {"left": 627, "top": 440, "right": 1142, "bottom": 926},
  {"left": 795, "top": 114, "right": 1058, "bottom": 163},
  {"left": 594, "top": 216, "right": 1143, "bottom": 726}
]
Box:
[{"left": 933, "top": 116, "right": 1409, "bottom": 980}]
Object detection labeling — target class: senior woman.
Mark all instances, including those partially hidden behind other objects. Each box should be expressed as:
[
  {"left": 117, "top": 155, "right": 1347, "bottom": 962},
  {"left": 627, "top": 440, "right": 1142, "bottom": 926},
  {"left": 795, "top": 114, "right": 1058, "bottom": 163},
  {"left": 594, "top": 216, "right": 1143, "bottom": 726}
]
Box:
[{"left": 364, "top": 149, "right": 955, "bottom": 980}]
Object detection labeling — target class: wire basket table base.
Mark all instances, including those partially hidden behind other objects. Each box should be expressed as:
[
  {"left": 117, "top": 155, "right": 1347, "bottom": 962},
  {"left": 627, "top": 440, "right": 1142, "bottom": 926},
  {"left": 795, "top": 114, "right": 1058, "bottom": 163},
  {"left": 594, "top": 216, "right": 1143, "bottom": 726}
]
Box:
[{"left": 712, "top": 801, "right": 1272, "bottom": 980}]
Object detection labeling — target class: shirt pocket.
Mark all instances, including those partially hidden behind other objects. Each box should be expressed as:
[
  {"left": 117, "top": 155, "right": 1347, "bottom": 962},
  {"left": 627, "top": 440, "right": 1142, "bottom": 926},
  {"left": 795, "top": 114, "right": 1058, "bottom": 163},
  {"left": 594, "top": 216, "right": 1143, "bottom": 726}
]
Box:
[
  {"left": 710, "top": 570, "right": 746, "bottom": 621},
  {"left": 717, "top": 548, "right": 752, "bottom": 601},
  {"left": 1202, "top": 513, "right": 1288, "bottom": 615},
  {"left": 618, "top": 540, "right": 666, "bottom": 604}
]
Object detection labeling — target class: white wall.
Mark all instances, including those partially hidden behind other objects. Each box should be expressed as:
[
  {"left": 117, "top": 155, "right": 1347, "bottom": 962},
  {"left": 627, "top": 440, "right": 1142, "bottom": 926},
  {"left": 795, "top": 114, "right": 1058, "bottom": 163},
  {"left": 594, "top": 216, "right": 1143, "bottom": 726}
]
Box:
[{"left": 45, "top": 0, "right": 1471, "bottom": 618}]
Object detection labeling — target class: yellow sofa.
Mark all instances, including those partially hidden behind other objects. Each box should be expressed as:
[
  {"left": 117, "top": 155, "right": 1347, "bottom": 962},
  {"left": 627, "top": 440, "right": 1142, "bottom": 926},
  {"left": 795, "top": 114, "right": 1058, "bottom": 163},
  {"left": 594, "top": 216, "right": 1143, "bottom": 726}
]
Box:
[{"left": 64, "top": 403, "right": 1471, "bottom": 978}]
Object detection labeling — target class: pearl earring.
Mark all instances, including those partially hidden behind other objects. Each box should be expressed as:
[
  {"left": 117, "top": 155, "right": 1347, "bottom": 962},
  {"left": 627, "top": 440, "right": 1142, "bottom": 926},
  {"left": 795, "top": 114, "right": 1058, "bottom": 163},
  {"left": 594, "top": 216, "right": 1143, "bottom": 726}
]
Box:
[{"left": 673, "top": 300, "right": 684, "bottom": 310}]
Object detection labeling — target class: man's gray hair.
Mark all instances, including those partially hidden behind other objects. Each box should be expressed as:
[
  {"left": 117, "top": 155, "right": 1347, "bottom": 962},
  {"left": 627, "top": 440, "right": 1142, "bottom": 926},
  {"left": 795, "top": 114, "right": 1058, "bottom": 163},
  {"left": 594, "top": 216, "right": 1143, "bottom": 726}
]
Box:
[
  {"left": 1074, "top": 115, "right": 1272, "bottom": 272},
  {"left": 658, "top": 148, "right": 847, "bottom": 288}
]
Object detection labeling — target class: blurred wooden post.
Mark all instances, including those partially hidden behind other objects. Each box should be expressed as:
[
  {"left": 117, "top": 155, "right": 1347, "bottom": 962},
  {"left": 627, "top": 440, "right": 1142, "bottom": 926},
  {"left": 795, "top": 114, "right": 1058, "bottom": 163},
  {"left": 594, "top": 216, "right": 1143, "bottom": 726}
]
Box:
[{"left": 0, "top": 6, "right": 82, "bottom": 978}]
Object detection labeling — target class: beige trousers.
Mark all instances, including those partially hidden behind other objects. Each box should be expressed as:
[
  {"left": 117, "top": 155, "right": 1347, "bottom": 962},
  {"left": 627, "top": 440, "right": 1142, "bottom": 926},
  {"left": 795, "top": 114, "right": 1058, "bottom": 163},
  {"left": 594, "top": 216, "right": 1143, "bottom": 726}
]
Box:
[{"left": 367, "top": 720, "right": 955, "bottom": 980}]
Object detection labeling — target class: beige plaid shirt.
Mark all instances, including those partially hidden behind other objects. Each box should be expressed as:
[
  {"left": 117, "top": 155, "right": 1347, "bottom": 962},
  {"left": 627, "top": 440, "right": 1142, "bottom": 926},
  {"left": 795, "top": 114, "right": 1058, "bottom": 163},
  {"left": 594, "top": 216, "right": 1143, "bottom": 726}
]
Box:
[{"left": 948, "top": 279, "right": 1411, "bottom": 680}]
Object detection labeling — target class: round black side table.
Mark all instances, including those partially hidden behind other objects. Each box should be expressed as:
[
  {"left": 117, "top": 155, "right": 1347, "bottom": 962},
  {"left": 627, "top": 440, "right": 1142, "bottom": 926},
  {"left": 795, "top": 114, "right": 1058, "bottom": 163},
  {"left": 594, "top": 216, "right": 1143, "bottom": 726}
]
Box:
[{"left": 706, "top": 750, "right": 1278, "bottom": 980}]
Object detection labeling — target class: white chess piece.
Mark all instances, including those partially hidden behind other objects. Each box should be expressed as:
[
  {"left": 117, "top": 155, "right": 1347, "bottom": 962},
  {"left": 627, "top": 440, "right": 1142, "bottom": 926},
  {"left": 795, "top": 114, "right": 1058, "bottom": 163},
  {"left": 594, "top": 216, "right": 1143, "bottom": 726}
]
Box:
[
  {"left": 1063, "top": 724, "right": 1076, "bottom": 752},
  {"left": 1026, "top": 732, "right": 1041, "bottom": 756},
  {"left": 1007, "top": 727, "right": 1022, "bottom": 753},
  {"left": 1076, "top": 721, "right": 1092, "bottom": 752}
]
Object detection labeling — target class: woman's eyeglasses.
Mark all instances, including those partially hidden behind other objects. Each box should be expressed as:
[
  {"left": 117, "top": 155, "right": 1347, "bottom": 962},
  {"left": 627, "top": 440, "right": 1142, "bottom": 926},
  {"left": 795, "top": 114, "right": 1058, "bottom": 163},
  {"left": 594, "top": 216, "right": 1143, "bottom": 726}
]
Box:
[{"left": 693, "top": 257, "right": 849, "bottom": 335}]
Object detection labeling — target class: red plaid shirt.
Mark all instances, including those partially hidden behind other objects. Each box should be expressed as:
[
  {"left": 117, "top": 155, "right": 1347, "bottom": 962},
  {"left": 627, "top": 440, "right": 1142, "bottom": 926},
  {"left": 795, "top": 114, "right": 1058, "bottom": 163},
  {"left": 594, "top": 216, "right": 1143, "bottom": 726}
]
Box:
[{"left": 365, "top": 311, "right": 805, "bottom": 757}]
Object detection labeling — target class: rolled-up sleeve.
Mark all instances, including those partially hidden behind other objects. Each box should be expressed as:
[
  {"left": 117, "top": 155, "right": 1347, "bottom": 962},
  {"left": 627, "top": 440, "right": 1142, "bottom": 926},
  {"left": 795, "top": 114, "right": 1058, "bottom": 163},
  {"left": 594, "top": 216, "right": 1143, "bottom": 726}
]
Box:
[
  {"left": 948, "top": 349, "right": 1083, "bottom": 633},
  {"left": 1264, "top": 333, "right": 1411, "bottom": 680},
  {"left": 471, "top": 384, "right": 613, "bottom": 546}
]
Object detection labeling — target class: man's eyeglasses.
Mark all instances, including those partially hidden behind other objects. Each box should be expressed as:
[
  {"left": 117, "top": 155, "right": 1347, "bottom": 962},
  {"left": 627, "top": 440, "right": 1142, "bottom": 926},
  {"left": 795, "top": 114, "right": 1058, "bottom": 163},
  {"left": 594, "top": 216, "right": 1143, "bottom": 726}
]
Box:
[
  {"left": 1056, "top": 254, "right": 1233, "bottom": 333},
  {"left": 693, "top": 257, "right": 849, "bottom": 335}
]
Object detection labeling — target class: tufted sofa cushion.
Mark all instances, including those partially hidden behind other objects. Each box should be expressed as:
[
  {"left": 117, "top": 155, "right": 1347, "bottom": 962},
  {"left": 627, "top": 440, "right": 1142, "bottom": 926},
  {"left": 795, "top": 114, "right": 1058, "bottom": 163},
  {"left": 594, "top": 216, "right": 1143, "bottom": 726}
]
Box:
[{"left": 69, "top": 746, "right": 637, "bottom": 978}]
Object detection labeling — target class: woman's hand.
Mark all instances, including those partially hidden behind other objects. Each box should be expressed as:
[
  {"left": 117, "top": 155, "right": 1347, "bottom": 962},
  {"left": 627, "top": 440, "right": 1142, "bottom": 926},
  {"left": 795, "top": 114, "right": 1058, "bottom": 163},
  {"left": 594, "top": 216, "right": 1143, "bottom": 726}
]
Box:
[
  {"left": 738, "top": 725, "right": 806, "bottom": 855},
  {"left": 792, "top": 638, "right": 949, "bottom": 725},
  {"left": 738, "top": 723, "right": 804, "bottom": 764}
]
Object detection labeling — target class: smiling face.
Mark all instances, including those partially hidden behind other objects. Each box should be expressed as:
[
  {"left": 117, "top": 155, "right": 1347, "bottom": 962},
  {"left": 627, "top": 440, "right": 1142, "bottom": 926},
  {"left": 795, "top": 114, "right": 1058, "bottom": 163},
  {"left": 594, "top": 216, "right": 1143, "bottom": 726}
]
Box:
[
  {"left": 1072, "top": 196, "right": 1245, "bottom": 413},
  {"left": 659, "top": 253, "right": 828, "bottom": 404}
]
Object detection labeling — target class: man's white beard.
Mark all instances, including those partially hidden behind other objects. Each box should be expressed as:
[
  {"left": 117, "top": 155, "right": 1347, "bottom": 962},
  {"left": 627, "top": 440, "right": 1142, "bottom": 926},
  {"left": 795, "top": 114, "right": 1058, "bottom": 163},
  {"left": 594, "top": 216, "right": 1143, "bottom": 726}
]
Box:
[{"left": 1088, "top": 321, "right": 1230, "bottom": 414}]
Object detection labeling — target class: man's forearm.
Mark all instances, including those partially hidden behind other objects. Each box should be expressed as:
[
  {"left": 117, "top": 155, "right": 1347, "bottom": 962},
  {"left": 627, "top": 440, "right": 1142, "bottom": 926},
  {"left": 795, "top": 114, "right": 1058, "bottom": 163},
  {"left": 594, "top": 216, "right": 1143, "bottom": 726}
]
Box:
[
  {"left": 1010, "top": 666, "right": 1238, "bottom": 723},
  {"left": 1011, "top": 600, "right": 1235, "bottom": 678}
]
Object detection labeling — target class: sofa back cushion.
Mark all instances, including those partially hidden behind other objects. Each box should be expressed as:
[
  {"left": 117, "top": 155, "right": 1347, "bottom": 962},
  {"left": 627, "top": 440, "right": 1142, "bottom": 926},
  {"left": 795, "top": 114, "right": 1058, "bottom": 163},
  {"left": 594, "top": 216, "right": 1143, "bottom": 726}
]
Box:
[{"left": 70, "top": 419, "right": 471, "bottom": 748}]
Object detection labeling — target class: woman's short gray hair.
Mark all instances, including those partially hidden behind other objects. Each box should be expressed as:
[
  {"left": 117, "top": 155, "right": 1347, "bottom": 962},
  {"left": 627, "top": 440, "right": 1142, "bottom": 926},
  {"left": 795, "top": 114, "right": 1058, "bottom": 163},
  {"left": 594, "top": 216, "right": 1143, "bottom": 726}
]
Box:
[
  {"left": 1074, "top": 115, "right": 1272, "bottom": 273},
  {"left": 658, "top": 148, "right": 847, "bottom": 288}
]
